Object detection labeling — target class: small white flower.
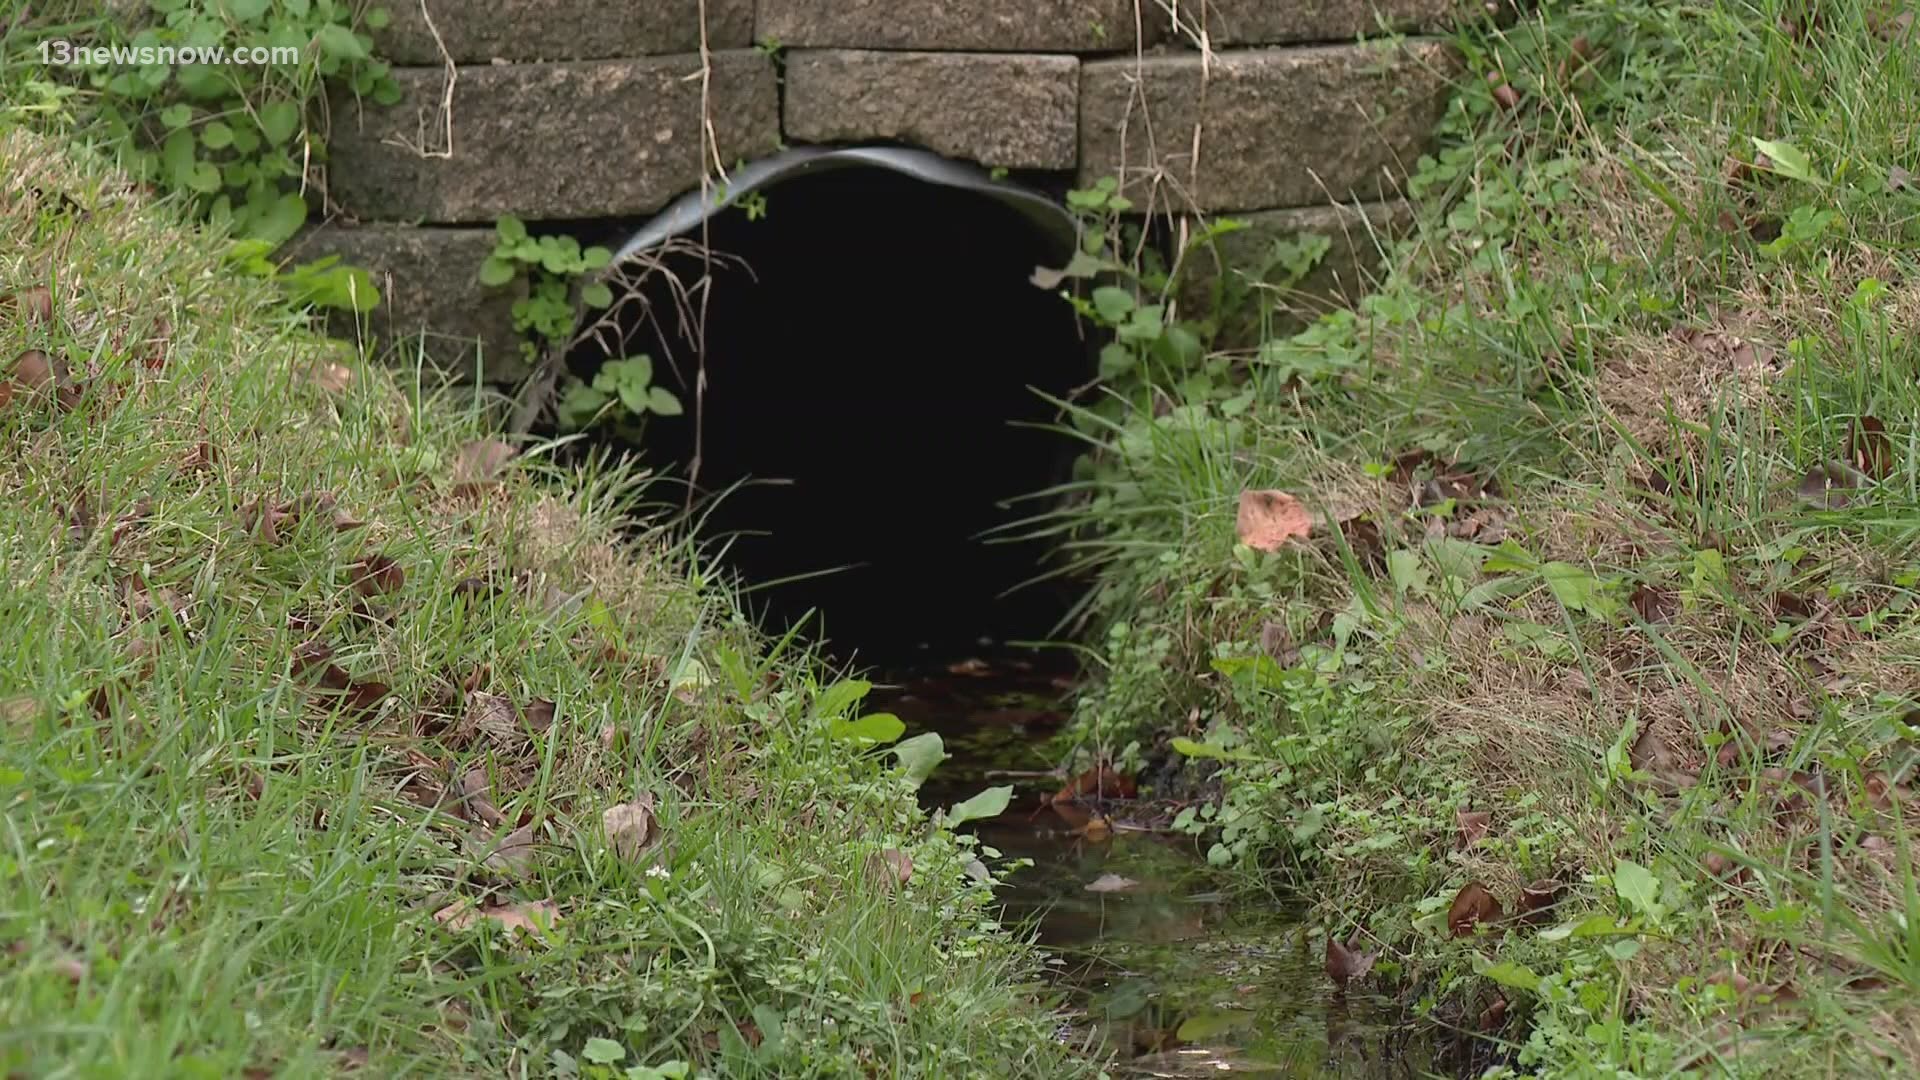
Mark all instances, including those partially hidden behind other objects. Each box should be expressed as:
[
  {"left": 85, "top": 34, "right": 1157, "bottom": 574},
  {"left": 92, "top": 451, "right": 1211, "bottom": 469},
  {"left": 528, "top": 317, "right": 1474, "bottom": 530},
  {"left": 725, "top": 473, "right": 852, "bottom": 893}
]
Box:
[{"left": 645, "top": 864, "right": 672, "bottom": 880}]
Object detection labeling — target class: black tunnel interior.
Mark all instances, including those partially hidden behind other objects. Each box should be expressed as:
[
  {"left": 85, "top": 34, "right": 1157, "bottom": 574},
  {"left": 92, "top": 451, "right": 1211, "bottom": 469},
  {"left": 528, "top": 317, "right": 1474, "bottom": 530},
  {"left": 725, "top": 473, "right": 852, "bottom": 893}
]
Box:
[{"left": 569, "top": 159, "right": 1092, "bottom": 663}]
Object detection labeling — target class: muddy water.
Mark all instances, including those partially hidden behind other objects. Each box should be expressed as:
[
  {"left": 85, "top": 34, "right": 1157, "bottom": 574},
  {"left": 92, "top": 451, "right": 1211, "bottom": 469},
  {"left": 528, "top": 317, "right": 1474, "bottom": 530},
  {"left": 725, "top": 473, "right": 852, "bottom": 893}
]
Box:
[{"left": 876, "top": 660, "right": 1434, "bottom": 1078}]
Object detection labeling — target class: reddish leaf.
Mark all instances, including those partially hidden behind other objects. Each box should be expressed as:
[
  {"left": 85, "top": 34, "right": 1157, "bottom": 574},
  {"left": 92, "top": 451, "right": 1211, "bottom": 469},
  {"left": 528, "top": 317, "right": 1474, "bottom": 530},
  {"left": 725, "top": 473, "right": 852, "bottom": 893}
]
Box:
[
  {"left": 11, "top": 348, "right": 53, "bottom": 392},
  {"left": 603, "top": 793, "right": 659, "bottom": 860},
  {"left": 5, "top": 285, "right": 53, "bottom": 325},
  {"left": 311, "top": 361, "right": 354, "bottom": 394},
  {"left": 1517, "top": 878, "right": 1565, "bottom": 925},
  {"left": 1848, "top": 415, "right": 1894, "bottom": 480},
  {"left": 1447, "top": 881, "right": 1503, "bottom": 938},
  {"left": 1324, "top": 934, "right": 1376, "bottom": 988},
  {"left": 1629, "top": 583, "right": 1675, "bottom": 623},
  {"left": 433, "top": 897, "right": 559, "bottom": 937},
  {"left": 867, "top": 848, "right": 914, "bottom": 890},
  {"left": 350, "top": 554, "right": 405, "bottom": 597},
  {"left": 1235, "top": 489, "right": 1313, "bottom": 551},
  {"left": 1053, "top": 764, "right": 1137, "bottom": 803},
  {"left": 1456, "top": 808, "right": 1492, "bottom": 849},
  {"left": 452, "top": 439, "right": 517, "bottom": 496}
]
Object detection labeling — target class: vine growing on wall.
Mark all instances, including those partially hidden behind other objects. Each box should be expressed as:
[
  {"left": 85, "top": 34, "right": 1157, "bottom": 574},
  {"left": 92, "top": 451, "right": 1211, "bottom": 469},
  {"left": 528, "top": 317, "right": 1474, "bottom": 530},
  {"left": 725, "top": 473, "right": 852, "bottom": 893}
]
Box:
[{"left": 22, "top": 1, "right": 398, "bottom": 309}]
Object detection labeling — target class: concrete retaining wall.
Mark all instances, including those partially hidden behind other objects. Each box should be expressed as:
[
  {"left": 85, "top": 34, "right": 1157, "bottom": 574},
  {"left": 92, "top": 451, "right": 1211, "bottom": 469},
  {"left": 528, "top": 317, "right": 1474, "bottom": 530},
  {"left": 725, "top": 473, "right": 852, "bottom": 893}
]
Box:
[{"left": 298, "top": 1, "right": 1465, "bottom": 378}]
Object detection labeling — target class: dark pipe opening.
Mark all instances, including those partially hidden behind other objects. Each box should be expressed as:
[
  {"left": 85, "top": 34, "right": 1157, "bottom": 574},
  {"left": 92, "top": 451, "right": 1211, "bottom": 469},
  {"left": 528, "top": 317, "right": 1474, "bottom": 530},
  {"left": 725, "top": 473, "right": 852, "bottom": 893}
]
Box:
[{"left": 570, "top": 163, "right": 1092, "bottom": 663}]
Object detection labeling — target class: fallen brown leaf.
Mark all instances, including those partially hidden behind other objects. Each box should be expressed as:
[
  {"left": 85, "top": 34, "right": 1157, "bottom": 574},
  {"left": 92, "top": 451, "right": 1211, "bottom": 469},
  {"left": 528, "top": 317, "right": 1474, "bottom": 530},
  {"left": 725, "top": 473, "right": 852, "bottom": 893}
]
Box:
[
  {"left": 183, "top": 440, "right": 217, "bottom": 472},
  {"left": 1054, "top": 764, "right": 1136, "bottom": 803},
  {"left": 1629, "top": 583, "right": 1676, "bottom": 623},
  {"left": 5, "top": 285, "right": 53, "bottom": 325},
  {"left": 1478, "top": 996, "right": 1509, "bottom": 1031},
  {"left": 454, "top": 767, "right": 506, "bottom": 826},
  {"left": 867, "top": 848, "right": 914, "bottom": 890},
  {"left": 1448, "top": 881, "right": 1503, "bottom": 938},
  {"left": 11, "top": 348, "right": 54, "bottom": 392},
  {"left": 1892, "top": 164, "right": 1914, "bottom": 192},
  {"left": 603, "top": 793, "right": 659, "bottom": 860},
  {"left": 1324, "top": 934, "right": 1376, "bottom": 988},
  {"left": 350, "top": 554, "right": 405, "bottom": 598},
  {"left": 480, "top": 822, "right": 539, "bottom": 875},
  {"left": 1517, "top": 879, "right": 1565, "bottom": 925},
  {"left": 1236, "top": 489, "right": 1313, "bottom": 551},
  {"left": 1456, "top": 808, "right": 1492, "bottom": 848},
  {"left": 1797, "top": 461, "right": 1866, "bottom": 508},
  {"left": 311, "top": 361, "right": 354, "bottom": 394},
  {"left": 452, "top": 439, "right": 517, "bottom": 496},
  {"left": 433, "top": 897, "right": 559, "bottom": 937},
  {"left": 1848, "top": 415, "right": 1894, "bottom": 480}
]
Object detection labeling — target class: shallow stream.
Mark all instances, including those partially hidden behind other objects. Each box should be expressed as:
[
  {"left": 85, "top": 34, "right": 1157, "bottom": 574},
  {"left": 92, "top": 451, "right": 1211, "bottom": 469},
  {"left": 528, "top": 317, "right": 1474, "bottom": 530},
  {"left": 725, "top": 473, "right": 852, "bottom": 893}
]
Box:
[{"left": 875, "top": 660, "right": 1437, "bottom": 1078}]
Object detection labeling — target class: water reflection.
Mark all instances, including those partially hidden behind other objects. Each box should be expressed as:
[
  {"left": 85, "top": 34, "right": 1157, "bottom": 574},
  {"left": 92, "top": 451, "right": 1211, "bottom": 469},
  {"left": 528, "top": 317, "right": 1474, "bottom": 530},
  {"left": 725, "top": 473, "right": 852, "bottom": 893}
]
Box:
[{"left": 876, "top": 660, "right": 1438, "bottom": 1078}]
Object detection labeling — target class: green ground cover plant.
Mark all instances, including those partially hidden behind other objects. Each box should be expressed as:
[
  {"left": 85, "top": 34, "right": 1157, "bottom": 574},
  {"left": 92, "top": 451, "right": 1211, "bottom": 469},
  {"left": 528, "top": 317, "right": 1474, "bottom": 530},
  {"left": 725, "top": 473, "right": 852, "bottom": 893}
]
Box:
[
  {"left": 0, "top": 127, "right": 1081, "bottom": 1078},
  {"left": 1042, "top": 0, "right": 1920, "bottom": 1073}
]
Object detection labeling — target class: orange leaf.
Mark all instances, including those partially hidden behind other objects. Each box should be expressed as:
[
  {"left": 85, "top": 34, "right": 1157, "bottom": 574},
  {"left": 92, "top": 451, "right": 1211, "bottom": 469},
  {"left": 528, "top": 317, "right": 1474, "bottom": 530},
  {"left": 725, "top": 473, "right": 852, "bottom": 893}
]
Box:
[{"left": 1235, "top": 489, "right": 1312, "bottom": 551}]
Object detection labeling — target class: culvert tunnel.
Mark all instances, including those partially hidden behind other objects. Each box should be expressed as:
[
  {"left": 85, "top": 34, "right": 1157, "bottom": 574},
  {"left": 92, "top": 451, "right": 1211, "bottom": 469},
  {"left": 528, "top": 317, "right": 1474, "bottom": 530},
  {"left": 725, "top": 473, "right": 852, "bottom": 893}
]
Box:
[{"left": 569, "top": 149, "right": 1093, "bottom": 663}]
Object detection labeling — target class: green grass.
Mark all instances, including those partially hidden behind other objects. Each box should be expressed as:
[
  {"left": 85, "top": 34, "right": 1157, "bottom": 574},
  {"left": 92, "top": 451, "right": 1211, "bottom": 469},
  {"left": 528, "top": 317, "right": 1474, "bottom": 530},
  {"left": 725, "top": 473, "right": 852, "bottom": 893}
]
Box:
[
  {"left": 0, "top": 128, "right": 1081, "bottom": 1078},
  {"left": 1046, "top": 0, "right": 1920, "bottom": 1074}
]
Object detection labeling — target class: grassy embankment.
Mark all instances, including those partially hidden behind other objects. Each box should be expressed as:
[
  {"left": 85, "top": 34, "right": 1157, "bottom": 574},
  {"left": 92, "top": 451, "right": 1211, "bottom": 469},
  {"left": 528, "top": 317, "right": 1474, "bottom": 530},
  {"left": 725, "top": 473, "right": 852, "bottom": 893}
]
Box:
[
  {"left": 1048, "top": 0, "right": 1920, "bottom": 1072},
  {"left": 0, "top": 126, "right": 1083, "bottom": 1077}
]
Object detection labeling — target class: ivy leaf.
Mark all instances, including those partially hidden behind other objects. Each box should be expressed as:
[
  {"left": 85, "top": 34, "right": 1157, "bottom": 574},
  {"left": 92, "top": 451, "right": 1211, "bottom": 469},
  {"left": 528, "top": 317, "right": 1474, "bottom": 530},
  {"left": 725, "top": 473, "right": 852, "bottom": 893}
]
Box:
[
  {"left": 946, "top": 785, "right": 1013, "bottom": 828},
  {"left": 159, "top": 103, "right": 194, "bottom": 129},
  {"left": 200, "top": 121, "right": 234, "bottom": 150},
  {"left": 495, "top": 215, "right": 528, "bottom": 245},
  {"left": 315, "top": 23, "right": 371, "bottom": 61},
  {"left": 257, "top": 100, "right": 300, "bottom": 145},
  {"left": 646, "top": 386, "right": 683, "bottom": 416},
  {"left": 477, "top": 258, "right": 516, "bottom": 288}
]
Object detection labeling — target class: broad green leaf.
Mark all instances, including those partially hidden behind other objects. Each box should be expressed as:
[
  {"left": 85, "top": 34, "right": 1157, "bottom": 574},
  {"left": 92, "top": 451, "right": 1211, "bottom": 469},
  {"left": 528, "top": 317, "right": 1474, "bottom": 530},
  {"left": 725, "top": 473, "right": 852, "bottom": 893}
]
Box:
[
  {"left": 1474, "top": 956, "right": 1541, "bottom": 994},
  {"left": 891, "top": 732, "right": 946, "bottom": 787},
  {"left": 580, "top": 282, "right": 613, "bottom": 309},
  {"left": 158, "top": 103, "right": 194, "bottom": 129},
  {"left": 1613, "top": 859, "right": 1662, "bottom": 917},
  {"left": 200, "top": 121, "right": 234, "bottom": 150},
  {"left": 1542, "top": 561, "right": 1603, "bottom": 612},
  {"left": 1751, "top": 137, "right": 1817, "bottom": 185},
  {"left": 646, "top": 386, "right": 683, "bottom": 416},
  {"left": 581, "top": 246, "right": 612, "bottom": 270},
  {"left": 811, "top": 679, "right": 871, "bottom": 720},
  {"left": 1091, "top": 285, "right": 1135, "bottom": 323},
  {"left": 315, "top": 23, "right": 370, "bottom": 61},
  {"left": 257, "top": 100, "right": 300, "bottom": 145},
  {"left": 947, "top": 785, "right": 1013, "bottom": 828},
  {"left": 244, "top": 192, "right": 307, "bottom": 246},
  {"left": 581, "top": 1037, "right": 624, "bottom": 1065},
  {"left": 224, "top": 0, "right": 271, "bottom": 20},
  {"left": 1169, "top": 737, "right": 1260, "bottom": 762},
  {"left": 495, "top": 214, "right": 528, "bottom": 244},
  {"left": 827, "top": 712, "right": 905, "bottom": 746},
  {"left": 363, "top": 6, "right": 391, "bottom": 30},
  {"left": 477, "top": 258, "right": 516, "bottom": 287},
  {"left": 1538, "top": 912, "right": 1637, "bottom": 942}
]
